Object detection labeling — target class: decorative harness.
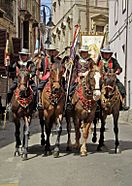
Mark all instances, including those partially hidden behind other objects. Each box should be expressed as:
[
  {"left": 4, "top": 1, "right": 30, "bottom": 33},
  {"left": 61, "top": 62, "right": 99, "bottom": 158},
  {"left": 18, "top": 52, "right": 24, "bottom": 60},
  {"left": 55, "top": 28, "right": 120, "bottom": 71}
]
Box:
[
  {"left": 101, "top": 84, "right": 120, "bottom": 114},
  {"left": 15, "top": 65, "right": 33, "bottom": 108},
  {"left": 44, "top": 81, "right": 65, "bottom": 108},
  {"left": 15, "top": 88, "right": 33, "bottom": 108},
  {"left": 75, "top": 74, "right": 96, "bottom": 113}
]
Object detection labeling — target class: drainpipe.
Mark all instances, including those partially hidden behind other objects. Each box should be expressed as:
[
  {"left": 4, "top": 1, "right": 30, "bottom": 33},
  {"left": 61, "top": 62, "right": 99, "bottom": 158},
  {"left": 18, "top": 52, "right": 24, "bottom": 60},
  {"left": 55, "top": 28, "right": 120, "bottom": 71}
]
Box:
[
  {"left": 86, "top": 0, "right": 89, "bottom": 32},
  {"left": 124, "top": 0, "right": 129, "bottom": 106},
  {"left": 128, "top": 80, "right": 131, "bottom": 108}
]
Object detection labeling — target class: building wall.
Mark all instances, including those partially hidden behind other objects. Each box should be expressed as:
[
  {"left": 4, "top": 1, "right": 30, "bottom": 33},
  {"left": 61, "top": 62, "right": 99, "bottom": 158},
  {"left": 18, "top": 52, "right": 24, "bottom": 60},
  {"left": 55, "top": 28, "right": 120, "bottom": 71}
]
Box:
[
  {"left": 51, "top": 0, "right": 109, "bottom": 53},
  {"left": 0, "top": 0, "right": 40, "bottom": 106},
  {"left": 109, "top": 0, "right": 132, "bottom": 108}
]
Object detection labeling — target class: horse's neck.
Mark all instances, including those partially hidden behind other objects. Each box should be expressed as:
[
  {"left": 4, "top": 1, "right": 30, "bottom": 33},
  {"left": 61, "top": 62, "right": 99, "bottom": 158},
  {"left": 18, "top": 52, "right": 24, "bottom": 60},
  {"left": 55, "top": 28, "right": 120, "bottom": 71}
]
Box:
[{"left": 81, "top": 78, "right": 91, "bottom": 97}]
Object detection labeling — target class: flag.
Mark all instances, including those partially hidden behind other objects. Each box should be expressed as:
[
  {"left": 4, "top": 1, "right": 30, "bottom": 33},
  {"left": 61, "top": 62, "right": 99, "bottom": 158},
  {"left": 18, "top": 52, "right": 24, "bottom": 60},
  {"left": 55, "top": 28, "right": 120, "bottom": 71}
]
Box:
[
  {"left": 5, "top": 39, "right": 10, "bottom": 66},
  {"left": 70, "top": 24, "right": 80, "bottom": 60}
]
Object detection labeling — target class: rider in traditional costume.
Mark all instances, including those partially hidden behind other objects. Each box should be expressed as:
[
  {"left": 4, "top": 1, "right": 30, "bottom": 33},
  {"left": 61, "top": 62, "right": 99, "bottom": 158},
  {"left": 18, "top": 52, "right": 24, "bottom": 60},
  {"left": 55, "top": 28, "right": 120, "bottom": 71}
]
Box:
[
  {"left": 37, "top": 44, "right": 63, "bottom": 108},
  {"left": 6, "top": 48, "right": 37, "bottom": 109},
  {"left": 66, "top": 45, "right": 95, "bottom": 109},
  {"left": 97, "top": 47, "right": 129, "bottom": 110}
]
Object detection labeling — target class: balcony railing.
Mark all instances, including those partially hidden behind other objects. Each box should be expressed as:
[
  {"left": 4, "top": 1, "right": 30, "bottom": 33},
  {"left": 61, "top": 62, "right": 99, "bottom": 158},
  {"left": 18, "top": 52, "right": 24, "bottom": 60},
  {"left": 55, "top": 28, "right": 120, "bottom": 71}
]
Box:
[
  {"left": 0, "top": 0, "right": 13, "bottom": 21},
  {"left": 19, "top": 0, "right": 39, "bottom": 22}
]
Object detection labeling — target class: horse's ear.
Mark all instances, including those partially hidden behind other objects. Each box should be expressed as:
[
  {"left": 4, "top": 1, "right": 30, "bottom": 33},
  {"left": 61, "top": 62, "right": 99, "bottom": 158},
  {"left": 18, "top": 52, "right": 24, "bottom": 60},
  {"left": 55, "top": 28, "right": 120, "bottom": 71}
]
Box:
[{"left": 16, "top": 66, "right": 20, "bottom": 76}]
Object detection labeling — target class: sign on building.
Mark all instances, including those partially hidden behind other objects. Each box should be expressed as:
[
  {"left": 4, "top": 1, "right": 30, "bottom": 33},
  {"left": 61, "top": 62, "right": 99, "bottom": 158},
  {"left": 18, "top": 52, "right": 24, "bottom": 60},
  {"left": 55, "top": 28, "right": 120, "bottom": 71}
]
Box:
[{"left": 81, "top": 34, "right": 104, "bottom": 62}]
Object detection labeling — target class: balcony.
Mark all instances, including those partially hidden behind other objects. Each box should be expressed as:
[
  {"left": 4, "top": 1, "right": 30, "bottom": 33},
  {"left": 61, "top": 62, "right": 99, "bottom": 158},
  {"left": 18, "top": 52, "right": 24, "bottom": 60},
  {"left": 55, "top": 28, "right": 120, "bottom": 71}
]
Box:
[
  {"left": 19, "top": 0, "right": 32, "bottom": 21},
  {"left": 19, "top": 0, "right": 40, "bottom": 22},
  {"left": 0, "top": 0, "right": 13, "bottom": 21}
]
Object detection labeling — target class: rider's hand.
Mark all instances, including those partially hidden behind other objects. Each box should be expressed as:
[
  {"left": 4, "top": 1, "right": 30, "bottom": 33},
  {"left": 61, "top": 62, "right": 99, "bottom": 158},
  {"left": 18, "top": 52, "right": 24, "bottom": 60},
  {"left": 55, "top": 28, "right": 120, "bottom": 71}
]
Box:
[{"left": 115, "top": 69, "right": 121, "bottom": 75}]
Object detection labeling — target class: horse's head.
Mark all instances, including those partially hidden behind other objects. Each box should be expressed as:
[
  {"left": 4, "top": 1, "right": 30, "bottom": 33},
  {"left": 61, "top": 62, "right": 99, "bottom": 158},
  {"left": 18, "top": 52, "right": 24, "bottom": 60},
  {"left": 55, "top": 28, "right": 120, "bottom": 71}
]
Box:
[
  {"left": 86, "top": 67, "right": 101, "bottom": 101},
  {"left": 50, "top": 62, "right": 64, "bottom": 95},
  {"left": 17, "top": 67, "right": 30, "bottom": 95},
  {"left": 102, "top": 71, "right": 117, "bottom": 98}
]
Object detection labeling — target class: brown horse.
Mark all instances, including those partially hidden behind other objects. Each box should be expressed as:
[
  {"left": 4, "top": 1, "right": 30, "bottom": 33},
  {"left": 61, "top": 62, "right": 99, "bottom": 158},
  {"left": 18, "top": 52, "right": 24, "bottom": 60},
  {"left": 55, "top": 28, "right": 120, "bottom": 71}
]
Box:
[
  {"left": 96, "top": 71, "right": 121, "bottom": 153},
  {"left": 39, "top": 62, "right": 65, "bottom": 158},
  {"left": 66, "top": 67, "right": 101, "bottom": 156},
  {"left": 11, "top": 67, "right": 34, "bottom": 160}
]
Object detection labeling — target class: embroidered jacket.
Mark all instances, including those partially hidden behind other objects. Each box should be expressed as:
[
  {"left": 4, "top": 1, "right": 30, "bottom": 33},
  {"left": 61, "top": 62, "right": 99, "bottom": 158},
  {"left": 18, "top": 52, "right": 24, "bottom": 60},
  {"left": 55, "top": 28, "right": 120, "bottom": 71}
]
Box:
[{"left": 97, "top": 57, "right": 122, "bottom": 75}]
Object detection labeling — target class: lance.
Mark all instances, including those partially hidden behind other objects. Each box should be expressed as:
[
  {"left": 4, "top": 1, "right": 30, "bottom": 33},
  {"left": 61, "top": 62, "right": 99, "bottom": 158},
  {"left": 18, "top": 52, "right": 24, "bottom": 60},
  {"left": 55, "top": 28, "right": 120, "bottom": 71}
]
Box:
[
  {"left": 64, "top": 24, "right": 80, "bottom": 111},
  {"left": 96, "top": 32, "right": 107, "bottom": 64},
  {"left": 3, "top": 37, "right": 10, "bottom": 129},
  {"left": 56, "top": 46, "right": 70, "bottom": 58}
]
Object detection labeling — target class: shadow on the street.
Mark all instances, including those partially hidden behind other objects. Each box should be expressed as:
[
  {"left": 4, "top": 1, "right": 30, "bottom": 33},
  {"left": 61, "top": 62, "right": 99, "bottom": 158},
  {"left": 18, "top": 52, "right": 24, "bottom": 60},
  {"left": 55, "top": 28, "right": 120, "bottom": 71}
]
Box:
[
  {"left": 0, "top": 117, "right": 41, "bottom": 149},
  {"left": 26, "top": 138, "right": 132, "bottom": 160}
]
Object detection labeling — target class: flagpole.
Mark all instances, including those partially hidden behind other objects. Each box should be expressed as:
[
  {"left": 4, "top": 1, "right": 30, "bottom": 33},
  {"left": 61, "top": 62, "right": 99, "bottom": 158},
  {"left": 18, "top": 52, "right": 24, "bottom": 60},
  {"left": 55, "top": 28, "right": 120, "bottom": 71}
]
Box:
[
  {"left": 3, "top": 36, "right": 10, "bottom": 129},
  {"left": 64, "top": 24, "right": 80, "bottom": 111}
]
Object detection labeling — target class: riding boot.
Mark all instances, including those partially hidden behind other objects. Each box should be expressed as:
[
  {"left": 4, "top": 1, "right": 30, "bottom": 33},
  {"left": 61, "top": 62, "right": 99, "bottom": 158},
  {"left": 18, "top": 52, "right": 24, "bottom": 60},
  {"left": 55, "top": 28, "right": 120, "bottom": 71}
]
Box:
[
  {"left": 120, "top": 98, "right": 129, "bottom": 111},
  {"left": 6, "top": 93, "right": 13, "bottom": 111},
  {"left": 33, "top": 93, "right": 37, "bottom": 111},
  {"left": 37, "top": 91, "right": 43, "bottom": 109},
  {"left": 66, "top": 97, "right": 73, "bottom": 111}
]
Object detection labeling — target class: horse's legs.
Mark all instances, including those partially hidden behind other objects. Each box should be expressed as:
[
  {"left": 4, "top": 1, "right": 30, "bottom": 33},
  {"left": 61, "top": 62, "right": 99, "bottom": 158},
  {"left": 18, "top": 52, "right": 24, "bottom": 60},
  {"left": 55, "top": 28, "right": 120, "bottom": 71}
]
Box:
[
  {"left": 22, "top": 117, "right": 30, "bottom": 160},
  {"left": 39, "top": 117, "right": 45, "bottom": 146},
  {"left": 22, "top": 125, "right": 26, "bottom": 148},
  {"left": 113, "top": 112, "right": 120, "bottom": 153},
  {"left": 44, "top": 119, "right": 52, "bottom": 156},
  {"left": 97, "top": 114, "right": 106, "bottom": 151},
  {"left": 14, "top": 118, "right": 21, "bottom": 156},
  {"left": 80, "top": 123, "right": 91, "bottom": 156},
  {"left": 92, "top": 117, "right": 97, "bottom": 143},
  {"left": 53, "top": 114, "right": 63, "bottom": 158},
  {"left": 73, "top": 117, "right": 81, "bottom": 149},
  {"left": 65, "top": 112, "right": 72, "bottom": 151}
]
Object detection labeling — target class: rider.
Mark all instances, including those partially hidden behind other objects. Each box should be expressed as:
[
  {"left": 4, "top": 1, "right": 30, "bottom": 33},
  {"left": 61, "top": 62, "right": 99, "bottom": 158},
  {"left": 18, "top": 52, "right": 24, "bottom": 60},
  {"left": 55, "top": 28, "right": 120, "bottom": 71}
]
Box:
[
  {"left": 97, "top": 46, "right": 129, "bottom": 111},
  {"left": 66, "top": 45, "right": 95, "bottom": 109},
  {"left": 37, "top": 44, "right": 63, "bottom": 108},
  {"left": 6, "top": 48, "right": 37, "bottom": 109}
]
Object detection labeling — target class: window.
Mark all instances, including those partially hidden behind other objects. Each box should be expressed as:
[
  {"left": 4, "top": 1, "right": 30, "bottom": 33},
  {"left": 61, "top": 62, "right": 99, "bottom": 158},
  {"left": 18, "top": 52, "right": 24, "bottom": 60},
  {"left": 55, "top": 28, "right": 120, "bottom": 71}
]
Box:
[
  {"left": 122, "top": 0, "right": 126, "bottom": 14},
  {"left": 96, "top": 25, "right": 104, "bottom": 33},
  {"left": 114, "top": 0, "right": 119, "bottom": 25}
]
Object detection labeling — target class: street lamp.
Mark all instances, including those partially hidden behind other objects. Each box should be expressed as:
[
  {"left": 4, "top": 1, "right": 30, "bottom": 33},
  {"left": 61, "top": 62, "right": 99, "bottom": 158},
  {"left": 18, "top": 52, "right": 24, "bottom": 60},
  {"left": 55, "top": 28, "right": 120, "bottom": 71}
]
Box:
[{"left": 41, "top": 5, "right": 55, "bottom": 48}]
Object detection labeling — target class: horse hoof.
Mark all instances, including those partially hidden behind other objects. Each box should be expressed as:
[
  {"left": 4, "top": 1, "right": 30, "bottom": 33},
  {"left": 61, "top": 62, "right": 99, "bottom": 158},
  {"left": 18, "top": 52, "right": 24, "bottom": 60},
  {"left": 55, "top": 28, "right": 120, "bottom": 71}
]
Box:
[
  {"left": 66, "top": 146, "right": 71, "bottom": 152},
  {"left": 92, "top": 137, "right": 97, "bottom": 143},
  {"left": 41, "top": 139, "right": 45, "bottom": 146},
  {"left": 115, "top": 147, "right": 121, "bottom": 154},
  {"left": 43, "top": 149, "right": 52, "bottom": 156},
  {"left": 80, "top": 151, "right": 88, "bottom": 157},
  {"left": 14, "top": 151, "right": 20, "bottom": 157},
  {"left": 97, "top": 146, "right": 102, "bottom": 152},
  {"left": 22, "top": 154, "right": 28, "bottom": 161},
  {"left": 47, "top": 150, "right": 52, "bottom": 156},
  {"left": 53, "top": 151, "right": 59, "bottom": 158},
  {"left": 73, "top": 143, "right": 80, "bottom": 150}
]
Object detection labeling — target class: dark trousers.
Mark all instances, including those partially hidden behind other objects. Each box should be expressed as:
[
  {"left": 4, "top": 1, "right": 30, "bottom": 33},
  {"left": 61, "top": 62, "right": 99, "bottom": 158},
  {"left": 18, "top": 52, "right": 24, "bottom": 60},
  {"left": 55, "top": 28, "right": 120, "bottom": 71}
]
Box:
[
  {"left": 116, "top": 79, "right": 126, "bottom": 98},
  {"left": 38, "top": 79, "right": 48, "bottom": 91}
]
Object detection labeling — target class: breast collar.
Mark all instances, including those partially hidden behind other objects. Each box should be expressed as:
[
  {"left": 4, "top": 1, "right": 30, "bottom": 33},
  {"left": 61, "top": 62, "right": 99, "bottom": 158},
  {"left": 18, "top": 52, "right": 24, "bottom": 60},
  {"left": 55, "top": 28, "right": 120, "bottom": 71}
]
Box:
[{"left": 18, "top": 60, "right": 28, "bottom": 67}]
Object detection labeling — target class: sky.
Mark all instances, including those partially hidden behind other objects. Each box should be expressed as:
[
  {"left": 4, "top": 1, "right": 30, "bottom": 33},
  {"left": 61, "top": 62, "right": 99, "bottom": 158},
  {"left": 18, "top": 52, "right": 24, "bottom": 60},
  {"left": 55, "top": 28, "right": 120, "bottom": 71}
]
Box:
[
  {"left": 40, "top": 0, "right": 52, "bottom": 23},
  {"left": 41, "top": 0, "right": 51, "bottom": 6}
]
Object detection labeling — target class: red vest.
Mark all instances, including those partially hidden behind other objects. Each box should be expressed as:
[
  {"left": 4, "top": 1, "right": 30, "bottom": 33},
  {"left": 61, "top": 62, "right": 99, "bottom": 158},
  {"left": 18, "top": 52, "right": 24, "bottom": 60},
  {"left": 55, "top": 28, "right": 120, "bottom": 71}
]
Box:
[{"left": 98, "top": 59, "right": 113, "bottom": 69}]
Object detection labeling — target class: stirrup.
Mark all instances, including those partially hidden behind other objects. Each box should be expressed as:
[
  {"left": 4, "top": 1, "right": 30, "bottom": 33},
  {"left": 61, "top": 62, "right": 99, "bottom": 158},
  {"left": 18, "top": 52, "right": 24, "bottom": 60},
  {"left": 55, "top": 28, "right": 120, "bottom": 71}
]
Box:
[
  {"left": 6, "top": 103, "right": 11, "bottom": 111},
  {"left": 37, "top": 103, "right": 43, "bottom": 109}
]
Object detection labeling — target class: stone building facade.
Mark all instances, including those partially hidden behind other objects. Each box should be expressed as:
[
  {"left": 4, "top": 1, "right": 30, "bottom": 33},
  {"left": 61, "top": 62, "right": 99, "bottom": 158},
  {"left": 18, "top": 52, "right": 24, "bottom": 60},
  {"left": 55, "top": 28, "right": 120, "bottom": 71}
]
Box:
[
  {"left": 109, "top": 0, "right": 132, "bottom": 108},
  {"left": 51, "top": 0, "right": 109, "bottom": 53},
  {"left": 0, "top": 0, "right": 40, "bottom": 106}
]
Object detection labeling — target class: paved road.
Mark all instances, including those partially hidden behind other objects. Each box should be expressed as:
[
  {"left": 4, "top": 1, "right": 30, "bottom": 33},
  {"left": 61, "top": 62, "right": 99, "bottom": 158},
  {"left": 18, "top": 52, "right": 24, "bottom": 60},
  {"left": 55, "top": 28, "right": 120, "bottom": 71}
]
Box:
[{"left": 0, "top": 114, "right": 132, "bottom": 186}]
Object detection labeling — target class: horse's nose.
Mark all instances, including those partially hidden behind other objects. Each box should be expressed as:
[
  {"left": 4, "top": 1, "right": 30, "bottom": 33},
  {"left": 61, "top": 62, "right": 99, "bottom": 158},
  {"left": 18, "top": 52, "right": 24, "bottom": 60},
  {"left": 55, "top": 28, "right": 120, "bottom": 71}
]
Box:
[
  {"left": 52, "top": 87, "right": 60, "bottom": 94},
  {"left": 20, "top": 85, "right": 26, "bottom": 91}
]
